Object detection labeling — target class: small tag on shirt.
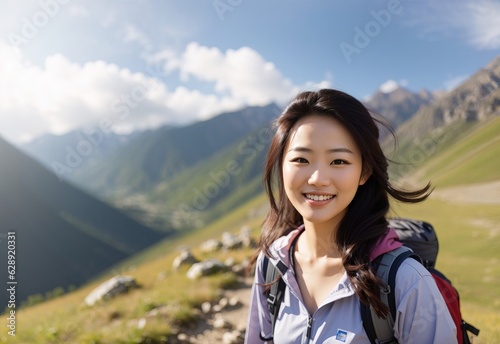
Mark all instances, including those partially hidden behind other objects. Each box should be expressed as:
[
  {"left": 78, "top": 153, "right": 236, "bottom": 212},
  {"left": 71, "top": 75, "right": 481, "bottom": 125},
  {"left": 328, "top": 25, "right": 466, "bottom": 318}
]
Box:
[{"left": 335, "top": 329, "right": 354, "bottom": 343}]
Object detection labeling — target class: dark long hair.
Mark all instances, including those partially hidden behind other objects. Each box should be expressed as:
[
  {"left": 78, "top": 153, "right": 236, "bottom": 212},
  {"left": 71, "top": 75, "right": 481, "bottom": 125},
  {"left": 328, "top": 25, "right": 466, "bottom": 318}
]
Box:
[{"left": 258, "top": 89, "right": 431, "bottom": 317}]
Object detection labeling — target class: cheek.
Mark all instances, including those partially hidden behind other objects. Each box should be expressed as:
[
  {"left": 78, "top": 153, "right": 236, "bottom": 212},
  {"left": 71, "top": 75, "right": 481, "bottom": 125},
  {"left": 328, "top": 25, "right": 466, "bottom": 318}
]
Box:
[
  {"left": 282, "top": 164, "right": 298, "bottom": 186},
  {"left": 337, "top": 168, "right": 364, "bottom": 188}
]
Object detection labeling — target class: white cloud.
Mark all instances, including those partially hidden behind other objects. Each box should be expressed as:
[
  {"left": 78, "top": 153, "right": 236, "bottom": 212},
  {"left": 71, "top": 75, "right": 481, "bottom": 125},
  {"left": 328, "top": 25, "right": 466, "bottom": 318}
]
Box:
[
  {"left": 378, "top": 79, "right": 409, "bottom": 94},
  {"left": 0, "top": 40, "right": 328, "bottom": 144},
  {"left": 122, "top": 24, "right": 152, "bottom": 52},
  {"left": 406, "top": 0, "right": 500, "bottom": 50},
  {"left": 379, "top": 80, "right": 399, "bottom": 93},
  {"left": 466, "top": 1, "right": 500, "bottom": 49},
  {"left": 156, "top": 42, "right": 318, "bottom": 106},
  {"left": 0, "top": 41, "right": 228, "bottom": 143}
]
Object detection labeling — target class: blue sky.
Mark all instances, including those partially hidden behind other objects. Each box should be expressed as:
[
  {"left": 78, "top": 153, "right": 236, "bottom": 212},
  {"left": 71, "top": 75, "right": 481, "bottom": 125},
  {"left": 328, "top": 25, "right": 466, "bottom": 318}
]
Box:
[{"left": 1, "top": 0, "right": 499, "bottom": 144}]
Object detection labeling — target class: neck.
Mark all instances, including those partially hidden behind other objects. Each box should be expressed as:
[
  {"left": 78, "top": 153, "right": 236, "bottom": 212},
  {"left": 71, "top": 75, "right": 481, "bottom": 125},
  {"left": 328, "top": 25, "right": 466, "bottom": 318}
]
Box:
[{"left": 299, "top": 220, "right": 342, "bottom": 259}]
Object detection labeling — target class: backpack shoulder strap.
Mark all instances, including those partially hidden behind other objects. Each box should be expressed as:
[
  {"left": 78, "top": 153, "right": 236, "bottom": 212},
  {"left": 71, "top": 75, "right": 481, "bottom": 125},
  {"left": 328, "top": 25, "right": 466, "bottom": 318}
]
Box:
[
  {"left": 361, "top": 246, "right": 421, "bottom": 344},
  {"left": 263, "top": 255, "right": 287, "bottom": 338}
]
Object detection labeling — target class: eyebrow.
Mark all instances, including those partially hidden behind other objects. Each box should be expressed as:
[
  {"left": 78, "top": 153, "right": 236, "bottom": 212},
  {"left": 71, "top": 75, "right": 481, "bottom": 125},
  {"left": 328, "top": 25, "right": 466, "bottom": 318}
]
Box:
[{"left": 287, "top": 146, "right": 354, "bottom": 154}]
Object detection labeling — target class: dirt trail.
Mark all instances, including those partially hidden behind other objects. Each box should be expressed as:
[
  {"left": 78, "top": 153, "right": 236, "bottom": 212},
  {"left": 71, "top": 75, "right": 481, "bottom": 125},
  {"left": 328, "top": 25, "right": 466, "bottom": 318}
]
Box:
[
  {"left": 186, "top": 277, "right": 253, "bottom": 344},
  {"left": 431, "top": 180, "right": 500, "bottom": 205}
]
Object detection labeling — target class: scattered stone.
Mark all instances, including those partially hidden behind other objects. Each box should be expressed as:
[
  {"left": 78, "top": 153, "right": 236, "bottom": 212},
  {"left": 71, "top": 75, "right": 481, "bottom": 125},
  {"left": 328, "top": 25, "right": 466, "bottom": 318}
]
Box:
[
  {"left": 200, "top": 239, "right": 222, "bottom": 252},
  {"left": 213, "top": 315, "right": 232, "bottom": 330},
  {"left": 186, "top": 259, "right": 227, "bottom": 280},
  {"left": 173, "top": 249, "right": 199, "bottom": 270},
  {"left": 228, "top": 297, "right": 240, "bottom": 307},
  {"left": 201, "top": 301, "right": 212, "bottom": 314},
  {"left": 137, "top": 318, "right": 146, "bottom": 329},
  {"left": 84, "top": 276, "right": 138, "bottom": 306},
  {"left": 222, "top": 330, "right": 244, "bottom": 344},
  {"left": 224, "top": 257, "right": 236, "bottom": 268},
  {"left": 177, "top": 333, "right": 189, "bottom": 341},
  {"left": 240, "top": 226, "right": 257, "bottom": 248},
  {"left": 219, "top": 297, "right": 228, "bottom": 309},
  {"left": 221, "top": 232, "right": 243, "bottom": 250}
]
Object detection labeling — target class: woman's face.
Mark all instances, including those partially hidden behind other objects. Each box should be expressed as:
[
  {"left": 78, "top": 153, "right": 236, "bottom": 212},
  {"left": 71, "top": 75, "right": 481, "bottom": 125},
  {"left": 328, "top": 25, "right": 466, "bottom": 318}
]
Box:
[{"left": 282, "top": 115, "right": 368, "bottom": 229}]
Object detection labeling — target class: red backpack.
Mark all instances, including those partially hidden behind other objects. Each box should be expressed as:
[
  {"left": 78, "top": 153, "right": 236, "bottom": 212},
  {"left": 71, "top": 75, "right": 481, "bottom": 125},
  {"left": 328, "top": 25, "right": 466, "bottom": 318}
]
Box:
[{"left": 361, "top": 218, "right": 480, "bottom": 344}]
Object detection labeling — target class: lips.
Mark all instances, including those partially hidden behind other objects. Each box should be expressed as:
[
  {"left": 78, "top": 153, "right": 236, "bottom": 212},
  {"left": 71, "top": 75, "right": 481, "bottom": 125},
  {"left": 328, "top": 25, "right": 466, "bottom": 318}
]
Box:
[{"left": 304, "top": 193, "right": 334, "bottom": 201}]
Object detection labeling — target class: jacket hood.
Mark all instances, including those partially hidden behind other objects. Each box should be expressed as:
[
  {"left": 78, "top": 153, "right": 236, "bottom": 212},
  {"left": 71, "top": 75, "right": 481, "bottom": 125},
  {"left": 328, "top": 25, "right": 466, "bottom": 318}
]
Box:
[{"left": 369, "top": 229, "right": 402, "bottom": 261}]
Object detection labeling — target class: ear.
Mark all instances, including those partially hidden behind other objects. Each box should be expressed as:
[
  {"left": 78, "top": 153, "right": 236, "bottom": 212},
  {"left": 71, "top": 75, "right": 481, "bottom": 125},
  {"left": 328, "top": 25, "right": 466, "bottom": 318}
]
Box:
[{"left": 359, "top": 166, "right": 372, "bottom": 186}]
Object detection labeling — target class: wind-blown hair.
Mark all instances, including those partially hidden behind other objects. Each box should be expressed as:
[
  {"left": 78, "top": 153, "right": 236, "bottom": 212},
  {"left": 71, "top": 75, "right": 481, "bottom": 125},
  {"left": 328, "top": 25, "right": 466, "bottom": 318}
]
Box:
[{"left": 259, "top": 89, "right": 431, "bottom": 317}]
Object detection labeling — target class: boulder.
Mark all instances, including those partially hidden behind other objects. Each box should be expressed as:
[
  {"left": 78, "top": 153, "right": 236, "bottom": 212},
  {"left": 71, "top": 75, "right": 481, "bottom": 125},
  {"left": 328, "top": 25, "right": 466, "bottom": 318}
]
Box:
[
  {"left": 172, "top": 249, "right": 199, "bottom": 270},
  {"left": 186, "top": 259, "right": 227, "bottom": 280},
  {"left": 85, "top": 276, "right": 138, "bottom": 306},
  {"left": 239, "top": 226, "right": 257, "bottom": 248},
  {"left": 200, "top": 239, "right": 222, "bottom": 252},
  {"left": 221, "top": 232, "right": 243, "bottom": 250}
]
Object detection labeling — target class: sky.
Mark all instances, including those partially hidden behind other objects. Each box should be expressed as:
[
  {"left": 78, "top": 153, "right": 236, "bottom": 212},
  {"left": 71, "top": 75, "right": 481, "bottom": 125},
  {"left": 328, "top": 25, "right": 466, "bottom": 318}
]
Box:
[{"left": 1, "top": 0, "right": 500, "bottom": 145}]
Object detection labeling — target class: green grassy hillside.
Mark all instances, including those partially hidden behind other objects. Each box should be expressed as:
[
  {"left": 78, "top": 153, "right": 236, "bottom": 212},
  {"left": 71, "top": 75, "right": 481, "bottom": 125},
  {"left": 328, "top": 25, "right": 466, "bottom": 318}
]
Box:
[{"left": 410, "top": 116, "right": 500, "bottom": 187}]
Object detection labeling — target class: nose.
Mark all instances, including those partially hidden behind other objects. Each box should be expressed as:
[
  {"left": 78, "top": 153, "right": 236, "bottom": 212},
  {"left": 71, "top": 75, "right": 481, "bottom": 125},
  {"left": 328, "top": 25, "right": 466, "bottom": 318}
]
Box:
[{"left": 308, "top": 165, "right": 331, "bottom": 187}]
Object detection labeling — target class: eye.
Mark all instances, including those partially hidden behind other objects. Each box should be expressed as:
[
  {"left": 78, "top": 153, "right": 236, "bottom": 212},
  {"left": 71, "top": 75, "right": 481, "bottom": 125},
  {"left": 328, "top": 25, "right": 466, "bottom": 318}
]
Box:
[
  {"left": 290, "top": 157, "right": 308, "bottom": 164},
  {"left": 331, "top": 159, "right": 348, "bottom": 165}
]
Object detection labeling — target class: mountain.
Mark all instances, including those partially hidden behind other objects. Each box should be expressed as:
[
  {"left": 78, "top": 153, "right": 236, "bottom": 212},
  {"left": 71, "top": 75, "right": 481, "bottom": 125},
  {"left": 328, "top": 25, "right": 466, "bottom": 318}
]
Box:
[
  {"left": 143, "top": 124, "right": 274, "bottom": 229},
  {"left": 0, "top": 137, "right": 165, "bottom": 304},
  {"left": 67, "top": 104, "right": 280, "bottom": 230},
  {"left": 387, "top": 55, "right": 500, "bottom": 178},
  {"left": 71, "top": 104, "right": 280, "bottom": 197},
  {"left": 394, "top": 55, "right": 500, "bottom": 142},
  {"left": 363, "top": 86, "right": 435, "bottom": 131},
  {"left": 20, "top": 130, "right": 141, "bottom": 183},
  {"left": 75, "top": 104, "right": 279, "bottom": 198}
]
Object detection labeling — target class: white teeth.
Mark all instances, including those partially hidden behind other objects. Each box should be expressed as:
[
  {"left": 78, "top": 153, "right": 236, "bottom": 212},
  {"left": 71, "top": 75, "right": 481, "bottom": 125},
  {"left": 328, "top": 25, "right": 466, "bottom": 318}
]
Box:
[{"left": 305, "top": 194, "right": 334, "bottom": 201}]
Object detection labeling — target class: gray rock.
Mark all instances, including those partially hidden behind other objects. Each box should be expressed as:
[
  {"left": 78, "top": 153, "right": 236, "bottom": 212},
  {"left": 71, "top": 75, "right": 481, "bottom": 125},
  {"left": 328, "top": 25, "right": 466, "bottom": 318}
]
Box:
[
  {"left": 222, "top": 330, "right": 243, "bottom": 344},
  {"left": 172, "top": 250, "right": 199, "bottom": 270},
  {"left": 221, "top": 232, "right": 243, "bottom": 250},
  {"left": 85, "top": 276, "right": 138, "bottom": 306},
  {"left": 213, "top": 315, "right": 232, "bottom": 330},
  {"left": 186, "top": 259, "right": 227, "bottom": 280},
  {"left": 200, "top": 239, "right": 222, "bottom": 252},
  {"left": 201, "top": 301, "right": 212, "bottom": 314}
]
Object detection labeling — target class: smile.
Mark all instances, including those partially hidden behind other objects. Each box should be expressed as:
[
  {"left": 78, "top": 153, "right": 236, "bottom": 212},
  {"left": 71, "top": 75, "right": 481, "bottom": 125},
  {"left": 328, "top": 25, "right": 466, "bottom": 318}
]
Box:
[{"left": 304, "top": 194, "right": 334, "bottom": 201}]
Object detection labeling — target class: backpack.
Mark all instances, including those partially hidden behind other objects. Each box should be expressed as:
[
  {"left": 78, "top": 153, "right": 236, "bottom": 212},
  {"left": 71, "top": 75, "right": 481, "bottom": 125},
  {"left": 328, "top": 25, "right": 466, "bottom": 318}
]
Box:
[{"left": 263, "top": 218, "right": 480, "bottom": 343}]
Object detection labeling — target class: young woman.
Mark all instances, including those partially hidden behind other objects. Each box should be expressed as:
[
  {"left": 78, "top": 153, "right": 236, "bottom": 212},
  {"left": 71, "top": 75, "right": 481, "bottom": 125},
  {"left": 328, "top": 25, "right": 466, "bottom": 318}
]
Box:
[{"left": 245, "top": 89, "right": 457, "bottom": 343}]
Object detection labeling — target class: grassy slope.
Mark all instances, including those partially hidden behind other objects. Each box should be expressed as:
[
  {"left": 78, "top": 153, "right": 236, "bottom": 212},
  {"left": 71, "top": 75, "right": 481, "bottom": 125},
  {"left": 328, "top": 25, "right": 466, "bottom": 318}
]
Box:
[{"left": 412, "top": 116, "right": 500, "bottom": 187}]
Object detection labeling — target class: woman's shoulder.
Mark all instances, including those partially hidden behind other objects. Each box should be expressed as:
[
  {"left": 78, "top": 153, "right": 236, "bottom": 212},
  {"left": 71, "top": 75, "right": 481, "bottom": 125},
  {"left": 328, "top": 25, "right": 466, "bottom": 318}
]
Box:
[
  {"left": 394, "top": 257, "right": 438, "bottom": 297},
  {"left": 269, "top": 226, "right": 304, "bottom": 254},
  {"left": 397, "top": 257, "right": 432, "bottom": 279}
]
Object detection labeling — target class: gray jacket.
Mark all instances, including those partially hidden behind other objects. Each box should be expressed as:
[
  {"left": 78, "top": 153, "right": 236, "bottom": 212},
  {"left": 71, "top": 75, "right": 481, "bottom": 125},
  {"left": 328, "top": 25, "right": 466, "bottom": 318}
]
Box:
[{"left": 245, "top": 227, "right": 457, "bottom": 344}]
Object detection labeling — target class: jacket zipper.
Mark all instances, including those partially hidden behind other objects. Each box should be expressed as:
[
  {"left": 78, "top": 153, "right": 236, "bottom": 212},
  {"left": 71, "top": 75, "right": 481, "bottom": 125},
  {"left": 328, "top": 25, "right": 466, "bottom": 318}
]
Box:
[{"left": 306, "top": 315, "right": 313, "bottom": 340}]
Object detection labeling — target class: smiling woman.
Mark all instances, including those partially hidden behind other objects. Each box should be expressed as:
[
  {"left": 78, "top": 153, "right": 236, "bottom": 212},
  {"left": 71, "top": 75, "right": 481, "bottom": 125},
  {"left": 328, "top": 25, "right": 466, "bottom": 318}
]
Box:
[{"left": 245, "top": 89, "right": 458, "bottom": 344}]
